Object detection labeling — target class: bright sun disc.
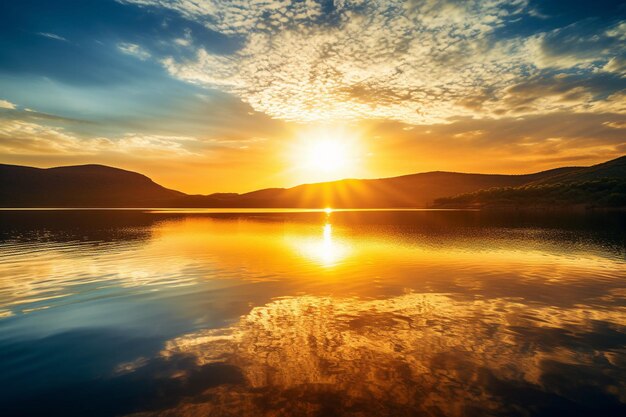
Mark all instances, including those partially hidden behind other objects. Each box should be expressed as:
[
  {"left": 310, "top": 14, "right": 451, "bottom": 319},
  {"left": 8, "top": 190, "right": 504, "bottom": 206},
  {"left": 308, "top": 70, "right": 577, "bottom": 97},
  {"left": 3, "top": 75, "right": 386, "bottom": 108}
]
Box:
[
  {"left": 305, "top": 140, "right": 349, "bottom": 172},
  {"left": 291, "top": 125, "right": 363, "bottom": 182}
]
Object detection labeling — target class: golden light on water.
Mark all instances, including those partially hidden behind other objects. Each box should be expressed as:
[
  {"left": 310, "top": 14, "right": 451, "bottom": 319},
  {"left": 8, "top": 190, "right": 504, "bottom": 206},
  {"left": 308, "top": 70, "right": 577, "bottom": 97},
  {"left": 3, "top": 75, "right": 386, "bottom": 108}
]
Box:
[
  {"left": 291, "top": 221, "right": 351, "bottom": 267},
  {"left": 2, "top": 215, "right": 624, "bottom": 308}
]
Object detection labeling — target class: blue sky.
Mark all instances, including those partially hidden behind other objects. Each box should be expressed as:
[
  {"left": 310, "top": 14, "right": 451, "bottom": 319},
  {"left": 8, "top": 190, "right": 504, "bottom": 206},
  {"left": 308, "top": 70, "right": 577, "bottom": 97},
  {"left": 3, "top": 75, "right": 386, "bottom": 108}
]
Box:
[{"left": 0, "top": 0, "right": 625, "bottom": 192}]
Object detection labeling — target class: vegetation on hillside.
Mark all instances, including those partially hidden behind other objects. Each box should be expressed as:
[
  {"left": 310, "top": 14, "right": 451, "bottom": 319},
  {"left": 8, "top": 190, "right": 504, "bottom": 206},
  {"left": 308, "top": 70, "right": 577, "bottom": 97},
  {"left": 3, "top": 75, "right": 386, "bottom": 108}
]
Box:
[{"left": 434, "top": 178, "right": 626, "bottom": 208}]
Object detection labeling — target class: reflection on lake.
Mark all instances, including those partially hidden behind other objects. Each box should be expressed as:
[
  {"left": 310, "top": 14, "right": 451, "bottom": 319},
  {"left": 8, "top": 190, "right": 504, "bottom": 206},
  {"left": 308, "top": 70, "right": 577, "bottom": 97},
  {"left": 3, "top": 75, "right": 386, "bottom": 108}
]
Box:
[{"left": 0, "top": 210, "right": 625, "bottom": 417}]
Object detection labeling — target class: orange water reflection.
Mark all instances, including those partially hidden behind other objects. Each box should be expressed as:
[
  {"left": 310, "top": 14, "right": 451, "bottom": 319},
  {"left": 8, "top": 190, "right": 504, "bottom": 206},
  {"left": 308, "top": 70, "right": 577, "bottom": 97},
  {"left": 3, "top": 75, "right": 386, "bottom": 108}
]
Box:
[{"left": 1, "top": 213, "right": 624, "bottom": 314}]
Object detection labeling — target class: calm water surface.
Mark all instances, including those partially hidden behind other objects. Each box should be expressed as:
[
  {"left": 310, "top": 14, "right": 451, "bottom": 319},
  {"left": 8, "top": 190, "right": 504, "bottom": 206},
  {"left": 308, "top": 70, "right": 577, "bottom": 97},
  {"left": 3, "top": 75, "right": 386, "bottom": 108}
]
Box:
[{"left": 0, "top": 210, "right": 625, "bottom": 417}]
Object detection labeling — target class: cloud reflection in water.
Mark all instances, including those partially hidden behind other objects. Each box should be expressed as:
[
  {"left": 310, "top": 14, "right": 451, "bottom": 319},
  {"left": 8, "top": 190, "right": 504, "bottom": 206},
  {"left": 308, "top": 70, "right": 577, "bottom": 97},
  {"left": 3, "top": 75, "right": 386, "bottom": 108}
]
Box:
[{"left": 126, "top": 292, "right": 626, "bottom": 417}]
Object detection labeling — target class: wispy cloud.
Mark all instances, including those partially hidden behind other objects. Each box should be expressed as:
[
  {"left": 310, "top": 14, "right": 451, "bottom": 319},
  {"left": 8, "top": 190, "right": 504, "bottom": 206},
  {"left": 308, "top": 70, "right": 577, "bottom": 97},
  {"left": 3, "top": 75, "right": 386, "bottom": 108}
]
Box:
[
  {"left": 0, "top": 99, "right": 16, "bottom": 110},
  {"left": 118, "top": 42, "right": 152, "bottom": 60},
  {"left": 37, "top": 32, "right": 68, "bottom": 42},
  {"left": 0, "top": 120, "right": 199, "bottom": 156},
  {"left": 362, "top": 110, "right": 626, "bottom": 176}
]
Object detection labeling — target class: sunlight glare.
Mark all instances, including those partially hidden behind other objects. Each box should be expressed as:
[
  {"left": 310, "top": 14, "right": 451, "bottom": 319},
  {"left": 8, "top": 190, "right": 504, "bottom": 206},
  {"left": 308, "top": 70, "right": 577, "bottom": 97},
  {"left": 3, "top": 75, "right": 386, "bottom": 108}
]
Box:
[
  {"left": 291, "top": 222, "right": 350, "bottom": 267},
  {"left": 290, "top": 125, "right": 364, "bottom": 183},
  {"left": 305, "top": 140, "right": 348, "bottom": 173}
]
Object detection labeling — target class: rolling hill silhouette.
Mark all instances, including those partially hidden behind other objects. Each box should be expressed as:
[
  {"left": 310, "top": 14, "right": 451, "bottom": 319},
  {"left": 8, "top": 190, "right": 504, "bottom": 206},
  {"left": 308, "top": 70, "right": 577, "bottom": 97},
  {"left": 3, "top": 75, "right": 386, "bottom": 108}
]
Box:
[
  {"left": 1, "top": 156, "right": 624, "bottom": 208},
  {"left": 529, "top": 155, "right": 626, "bottom": 185},
  {"left": 0, "top": 164, "right": 183, "bottom": 207}
]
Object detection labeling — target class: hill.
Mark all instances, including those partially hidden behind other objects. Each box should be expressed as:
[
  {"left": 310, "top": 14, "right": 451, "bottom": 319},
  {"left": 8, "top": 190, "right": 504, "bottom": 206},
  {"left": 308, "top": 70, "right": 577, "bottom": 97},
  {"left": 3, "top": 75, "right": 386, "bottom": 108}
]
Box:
[
  {"left": 0, "top": 164, "right": 183, "bottom": 207},
  {"left": 2, "top": 158, "right": 623, "bottom": 208},
  {"left": 529, "top": 155, "right": 626, "bottom": 185},
  {"left": 434, "top": 156, "right": 626, "bottom": 209}
]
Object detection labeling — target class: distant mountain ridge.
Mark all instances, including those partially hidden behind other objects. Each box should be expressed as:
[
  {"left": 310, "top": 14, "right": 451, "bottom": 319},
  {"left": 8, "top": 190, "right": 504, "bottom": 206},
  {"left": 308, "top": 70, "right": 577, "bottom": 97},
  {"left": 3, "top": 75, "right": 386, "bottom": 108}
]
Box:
[
  {"left": 1, "top": 156, "right": 624, "bottom": 208},
  {"left": 187, "top": 167, "right": 581, "bottom": 208}
]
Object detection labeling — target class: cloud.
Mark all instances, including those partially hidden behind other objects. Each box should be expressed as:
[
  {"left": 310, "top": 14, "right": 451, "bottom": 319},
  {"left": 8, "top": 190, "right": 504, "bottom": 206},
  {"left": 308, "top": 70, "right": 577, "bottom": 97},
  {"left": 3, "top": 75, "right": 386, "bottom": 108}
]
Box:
[
  {"left": 111, "top": 133, "right": 200, "bottom": 155},
  {"left": 495, "top": 72, "right": 626, "bottom": 115},
  {"left": 604, "top": 120, "right": 626, "bottom": 129},
  {"left": 0, "top": 120, "right": 199, "bottom": 157},
  {"left": 603, "top": 55, "right": 626, "bottom": 76},
  {"left": 119, "top": 0, "right": 326, "bottom": 35},
  {"left": 362, "top": 111, "right": 626, "bottom": 176},
  {"left": 37, "top": 32, "right": 68, "bottom": 42},
  {"left": 0, "top": 99, "right": 16, "bottom": 110},
  {"left": 0, "top": 120, "right": 88, "bottom": 155},
  {"left": 525, "top": 19, "right": 625, "bottom": 70},
  {"left": 150, "top": 0, "right": 533, "bottom": 124},
  {"left": 118, "top": 42, "right": 152, "bottom": 60},
  {"left": 119, "top": 0, "right": 625, "bottom": 125}
]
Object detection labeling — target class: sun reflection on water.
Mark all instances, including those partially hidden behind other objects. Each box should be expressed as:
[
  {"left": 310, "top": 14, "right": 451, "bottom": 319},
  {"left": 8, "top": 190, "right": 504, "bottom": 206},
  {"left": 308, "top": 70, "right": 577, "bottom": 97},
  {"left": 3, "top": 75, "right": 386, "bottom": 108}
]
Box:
[{"left": 290, "top": 220, "right": 351, "bottom": 267}]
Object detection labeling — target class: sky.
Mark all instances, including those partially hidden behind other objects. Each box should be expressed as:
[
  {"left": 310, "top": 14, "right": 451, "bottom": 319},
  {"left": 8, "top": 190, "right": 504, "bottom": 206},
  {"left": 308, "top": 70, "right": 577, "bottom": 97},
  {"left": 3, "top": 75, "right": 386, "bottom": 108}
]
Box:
[{"left": 0, "top": 0, "right": 625, "bottom": 193}]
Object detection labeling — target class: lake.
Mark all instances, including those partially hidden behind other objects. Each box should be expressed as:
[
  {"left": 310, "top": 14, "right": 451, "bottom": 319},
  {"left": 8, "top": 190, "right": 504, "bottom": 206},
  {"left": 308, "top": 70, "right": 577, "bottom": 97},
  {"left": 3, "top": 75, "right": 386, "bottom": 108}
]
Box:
[{"left": 0, "top": 209, "right": 625, "bottom": 417}]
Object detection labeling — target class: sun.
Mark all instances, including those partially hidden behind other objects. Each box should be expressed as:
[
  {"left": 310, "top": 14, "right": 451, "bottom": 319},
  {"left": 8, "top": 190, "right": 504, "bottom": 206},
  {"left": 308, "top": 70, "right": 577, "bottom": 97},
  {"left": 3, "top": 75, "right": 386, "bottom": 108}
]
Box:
[
  {"left": 304, "top": 139, "right": 350, "bottom": 173},
  {"left": 290, "top": 125, "right": 364, "bottom": 182}
]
